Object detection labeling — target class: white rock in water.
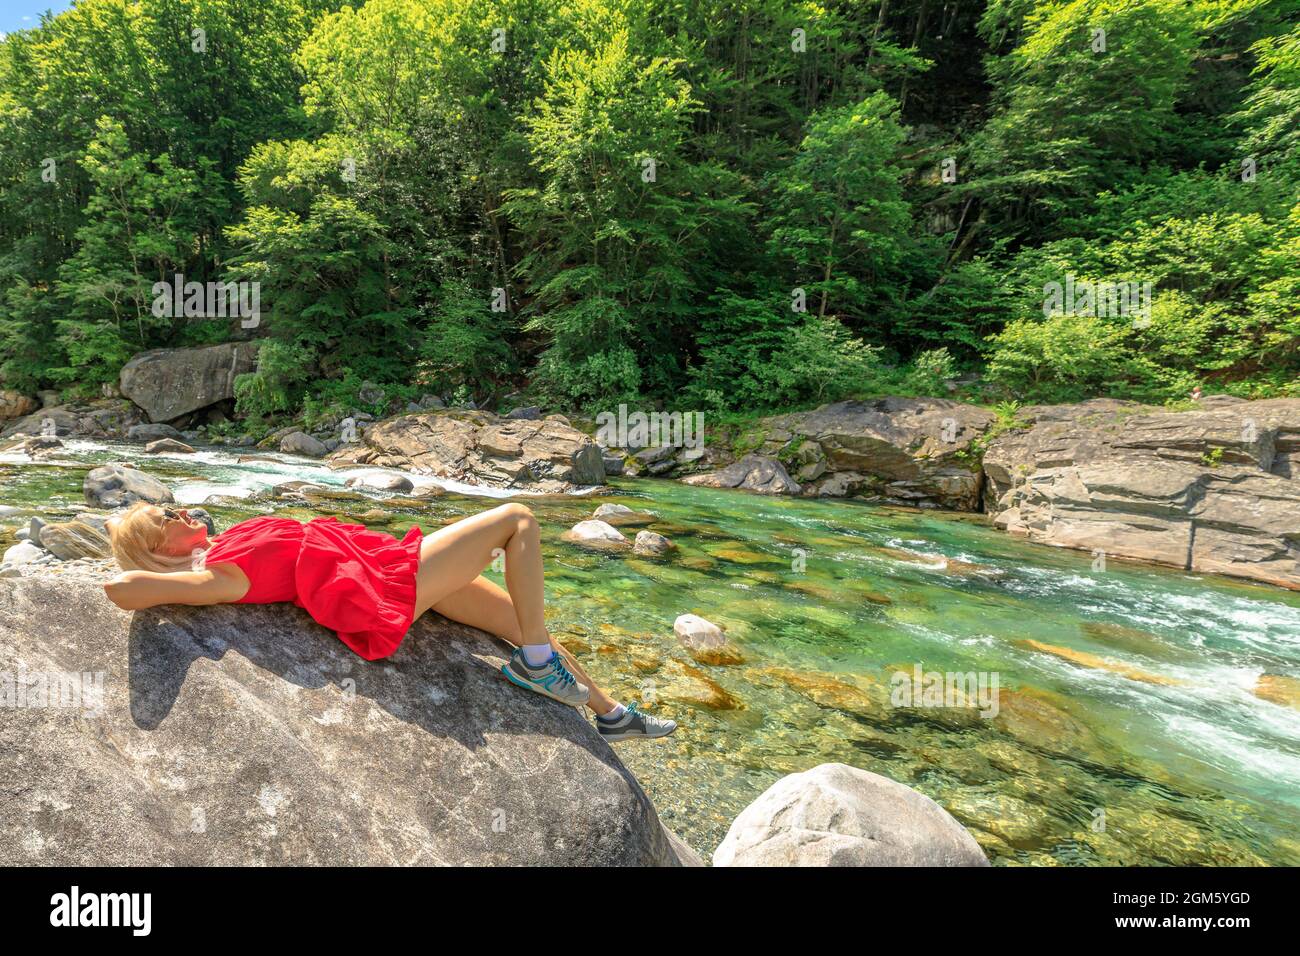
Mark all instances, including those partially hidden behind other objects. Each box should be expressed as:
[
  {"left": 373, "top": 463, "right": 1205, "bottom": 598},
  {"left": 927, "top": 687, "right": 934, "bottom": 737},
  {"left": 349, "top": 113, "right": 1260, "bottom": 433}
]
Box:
[
  {"left": 2, "top": 541, "right": 47, "bottom": 565},
  {"left": 345, "top": 472, "right": 414, "bottom": 492},
  {"left": 673, "top": 613, "right": 725, "bottom": 648},
  {"left": 713, "top": 763, "right": 989, "bottom": 867},
  {"left": 561, "top": 520, "right": 628, "bottom": 549},
  {"left": 593, "top": 503, "right": 635, "bottom": 519}
]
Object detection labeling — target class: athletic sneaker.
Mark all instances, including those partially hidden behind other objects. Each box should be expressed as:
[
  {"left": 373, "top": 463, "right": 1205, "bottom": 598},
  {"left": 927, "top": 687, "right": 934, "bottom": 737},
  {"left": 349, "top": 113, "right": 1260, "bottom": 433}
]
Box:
[
  {"left": 501, "top": 648, "right": 590, "bottom": 707},
  {"left": 595, "top": 701, "right": 677, "bottom": 741}
]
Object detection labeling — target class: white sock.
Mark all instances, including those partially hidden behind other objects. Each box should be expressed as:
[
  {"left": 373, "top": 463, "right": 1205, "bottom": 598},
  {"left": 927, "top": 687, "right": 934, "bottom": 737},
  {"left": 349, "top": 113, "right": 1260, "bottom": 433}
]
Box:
[
  {"left": 599, "top": 703, "right": 626, "bottom": 722},
  {"left": 520, "top": 643, "right": 555, "bottom": 668}
]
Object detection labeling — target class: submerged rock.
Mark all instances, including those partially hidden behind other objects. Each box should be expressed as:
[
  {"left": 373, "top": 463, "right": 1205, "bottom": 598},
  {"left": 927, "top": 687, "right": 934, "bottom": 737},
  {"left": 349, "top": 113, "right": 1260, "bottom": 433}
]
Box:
[
  {"left": 672, "top": 613, "right": 741, "bottom": 665},
  {"left": 1255, "top": 674, "right": 1300, "bottom": 710},
  {"left": 0, "top": 566, "right": 697, "bottom": 866},
  {"left": 713, "top": 763, "right": 988, "bottom": 866},
  {"left": 592, "top": 503, "right": 655, "bottom": 526},
  {"left": 633, "top": 530, "right": 675, "bottom": 557}
]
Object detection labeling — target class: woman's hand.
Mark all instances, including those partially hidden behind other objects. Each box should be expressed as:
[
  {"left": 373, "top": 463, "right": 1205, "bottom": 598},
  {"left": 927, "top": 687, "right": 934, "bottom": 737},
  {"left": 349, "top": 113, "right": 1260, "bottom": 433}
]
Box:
[{"left": 103, "top": 567, "right": 247, "bottom": 610}]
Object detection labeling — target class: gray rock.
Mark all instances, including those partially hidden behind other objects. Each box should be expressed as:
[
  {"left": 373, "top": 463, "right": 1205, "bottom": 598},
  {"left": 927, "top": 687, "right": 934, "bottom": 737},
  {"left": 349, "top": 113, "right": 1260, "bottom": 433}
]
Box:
[
  {"left": 184, "top": 507, "right": 216, "bottom": 536},
  {"left": 69, "top": 511, "right": 110, "bottom": 535},
  {"left": 28, "top": 516, "right": 47, "bottom": 545},
  {"left": 84, "top": 463, "right": 174, "bottom": 508},
  {"left": 129, "top": 423, "right": 185, "bottom": 442},
  {"left": 672, "top": 613, "right": 725, "bottom": 650},
  {"left": 0, "top": 567, "right": 692, "bottom": 866},
  {"left": 713, "top": 763, "right": 989, "bottom": 867},
  {"left": 633, "top": 530, "right": 675, "bottom": 556},
  {"left": 984, "top": 397, "right": 1300, "bottom": 590},
  {"left": 506, "top": 406, "right": 543, "bottom": 420},
  {"left": 119, "top": 342, "right": 260, "bottom": 423},
  {"left": 601, "top": 455, "right": 625, "bottom": 476},
  {"left": 345, "top": 472, "right": 414, "bottom": 493},
  {"left": 36, "top": 520, "right": 112, "bottom": 560},
  {"left": 681, "top": 455, "right": 802, "bottom": 496},
  {"left": 2, "top": 541, "right": 46, "bottom": 565},
  {"left": 145, "top": 438, "right": 196, "bottom": 454},
  {"left": 280, "top": 431, "right": 328, "bottom": 458},
  {"left": 272, "top": 480, "right": 328, "bottom": 498},
  {"left": 561, "top": 520, "right": 629, "bottom": 550}
]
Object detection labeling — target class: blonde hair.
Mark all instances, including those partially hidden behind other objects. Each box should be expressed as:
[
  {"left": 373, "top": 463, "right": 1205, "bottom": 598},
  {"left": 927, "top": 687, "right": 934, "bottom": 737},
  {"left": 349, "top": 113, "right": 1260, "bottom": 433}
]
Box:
[{"left": 106, "top": 501, "right": 209, "bottom": 573}]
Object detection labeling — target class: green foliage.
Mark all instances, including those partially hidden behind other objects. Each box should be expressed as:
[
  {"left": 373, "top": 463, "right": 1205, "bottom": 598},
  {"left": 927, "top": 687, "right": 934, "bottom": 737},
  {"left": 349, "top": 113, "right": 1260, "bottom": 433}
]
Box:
[{"left": 0, "top": 0, "right": 1295, "bottom": 417}]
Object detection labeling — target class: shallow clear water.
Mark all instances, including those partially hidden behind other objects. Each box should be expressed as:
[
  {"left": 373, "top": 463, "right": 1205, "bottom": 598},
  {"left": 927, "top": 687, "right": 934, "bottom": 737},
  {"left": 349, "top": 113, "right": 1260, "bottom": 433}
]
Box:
[{"left": 4, "top": 440, "right": 1299, "bottom": 865}]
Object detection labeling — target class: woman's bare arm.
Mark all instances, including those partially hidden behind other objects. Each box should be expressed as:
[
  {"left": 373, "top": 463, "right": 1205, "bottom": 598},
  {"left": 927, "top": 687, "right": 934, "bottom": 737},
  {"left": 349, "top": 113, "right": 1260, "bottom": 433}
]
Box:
[{"left": 103, "top": 566, "right": 248, "bottom": 611}]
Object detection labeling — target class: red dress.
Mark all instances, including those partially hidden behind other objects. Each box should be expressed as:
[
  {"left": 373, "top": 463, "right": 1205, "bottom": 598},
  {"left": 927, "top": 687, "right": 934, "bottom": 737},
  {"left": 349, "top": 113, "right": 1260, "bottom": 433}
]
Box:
[{"left": 203, "top": 515, "right": 425, "bottom": 661}]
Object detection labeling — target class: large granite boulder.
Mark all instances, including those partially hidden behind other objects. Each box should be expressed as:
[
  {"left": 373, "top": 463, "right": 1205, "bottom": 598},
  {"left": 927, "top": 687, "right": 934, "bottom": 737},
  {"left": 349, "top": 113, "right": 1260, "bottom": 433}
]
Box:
[
  {"left": 327, "top": 409, "right": 605, "bottom": 493},
  {"left": 759, "top": 398, "right": 996, "bottom": 510},
  {"left": 0, "top": 398, "right": 145, "bottom": 440},
  {"left": 0, "top": 566, "right": 700, "bottom": 866},
  {"left": 119, "top": 342, "right": 260, "bottom": 423},
  {"left": 713, "top": 763, "right": 988, "bottom": 866},
  {"left": 983, "top": 398, "right": 1300, "bottom": 590}
]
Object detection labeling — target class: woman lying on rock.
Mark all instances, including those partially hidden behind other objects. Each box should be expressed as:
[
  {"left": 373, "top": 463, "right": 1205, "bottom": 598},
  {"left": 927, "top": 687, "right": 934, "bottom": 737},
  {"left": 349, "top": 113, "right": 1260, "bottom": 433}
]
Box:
[{"left": 102, "top": 503, "right": 676, "bottom": 742}]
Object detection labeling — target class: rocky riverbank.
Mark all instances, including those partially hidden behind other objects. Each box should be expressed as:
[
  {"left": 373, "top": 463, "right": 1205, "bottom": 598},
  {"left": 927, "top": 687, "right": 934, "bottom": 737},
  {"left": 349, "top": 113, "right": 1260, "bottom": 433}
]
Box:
[{"left": 4, "top": 343, "right": 1297, "bottom": 589}]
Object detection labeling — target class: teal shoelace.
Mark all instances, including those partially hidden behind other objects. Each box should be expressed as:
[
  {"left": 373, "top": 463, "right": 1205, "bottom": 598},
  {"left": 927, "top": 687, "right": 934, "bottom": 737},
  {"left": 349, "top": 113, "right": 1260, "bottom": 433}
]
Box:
[{"left": 547, "top": 655, "right": 577, "bottom": 687}]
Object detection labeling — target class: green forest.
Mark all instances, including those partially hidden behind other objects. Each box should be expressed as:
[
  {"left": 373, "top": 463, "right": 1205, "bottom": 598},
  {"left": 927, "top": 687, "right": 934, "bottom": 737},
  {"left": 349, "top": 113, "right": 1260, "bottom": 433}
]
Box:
[{"left": 0, "top": 0, "right": 1297, "bottom": 428}]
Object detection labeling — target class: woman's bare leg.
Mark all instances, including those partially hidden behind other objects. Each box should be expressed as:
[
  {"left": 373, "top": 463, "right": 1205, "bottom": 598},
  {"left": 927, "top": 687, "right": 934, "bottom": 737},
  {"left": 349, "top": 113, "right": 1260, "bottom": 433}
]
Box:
[
  {"left": 411, "top": 503, "right": 549, "bottom": 643},
  {"left": 429, "top": 575, "right": 618, "bottom": 716}
]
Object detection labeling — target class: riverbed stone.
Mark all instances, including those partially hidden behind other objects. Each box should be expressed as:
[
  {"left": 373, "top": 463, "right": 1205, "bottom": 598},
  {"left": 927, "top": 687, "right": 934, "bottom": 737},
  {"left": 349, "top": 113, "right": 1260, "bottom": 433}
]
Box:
[
  {"left": 84, "top": 463, "right": 174, "bottom": 508},
  {"left": 345, "top": 472, "right": 415, "bottom": 493},
  {"left": 713, "top": 763, "right": 989, "bottom": 866},
  {"left": 632, "top": 530, "right": 675, "bottom": 557},
  {"left": 2, "top": 541, "right": 46, "bottom": 565},
  {"left": 36, "top": 520, "right": 112, "bottom": 560},
  {"left": 145, "top": 438, "right": 195, "bottom": 454},
  {"left": 0, "top": 565, "right": 696, "bottom": 866},
  {"left": 280, "top": 431, "right": 328, "bottom": 458}
]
